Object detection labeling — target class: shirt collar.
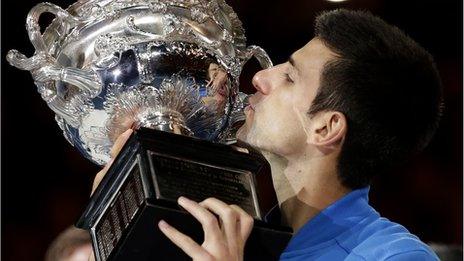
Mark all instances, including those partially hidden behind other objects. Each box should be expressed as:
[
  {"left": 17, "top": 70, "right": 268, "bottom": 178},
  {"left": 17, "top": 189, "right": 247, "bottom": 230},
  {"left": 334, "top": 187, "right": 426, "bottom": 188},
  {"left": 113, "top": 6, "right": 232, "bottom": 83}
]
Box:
[{"left": 284, "top": 186, "right": 378, "bottom": 252}]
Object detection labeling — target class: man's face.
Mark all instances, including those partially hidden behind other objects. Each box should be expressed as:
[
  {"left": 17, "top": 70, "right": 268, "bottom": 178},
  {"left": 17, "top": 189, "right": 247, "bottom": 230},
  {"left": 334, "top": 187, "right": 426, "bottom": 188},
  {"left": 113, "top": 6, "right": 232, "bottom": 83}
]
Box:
[{"left": 237, "top": 38, "right": 336, "bottom": 157}]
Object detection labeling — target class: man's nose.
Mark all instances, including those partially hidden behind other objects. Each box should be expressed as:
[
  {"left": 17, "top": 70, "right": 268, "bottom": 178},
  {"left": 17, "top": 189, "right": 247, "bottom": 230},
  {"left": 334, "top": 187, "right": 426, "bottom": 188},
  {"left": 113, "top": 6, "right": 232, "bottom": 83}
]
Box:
[{"left": 251, "top": 68, "right": 272, "bottom": 95}]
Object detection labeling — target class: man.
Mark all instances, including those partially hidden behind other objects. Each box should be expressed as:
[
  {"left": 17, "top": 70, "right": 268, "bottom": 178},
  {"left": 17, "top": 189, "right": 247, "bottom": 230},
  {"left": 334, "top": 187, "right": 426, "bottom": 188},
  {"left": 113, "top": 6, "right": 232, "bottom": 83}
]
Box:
[
  {"left": 92, "top": 9, "right": 442, "bottom": 260},
  {"left": 45, "top": 226, "right": 93, "bottom": 261}
]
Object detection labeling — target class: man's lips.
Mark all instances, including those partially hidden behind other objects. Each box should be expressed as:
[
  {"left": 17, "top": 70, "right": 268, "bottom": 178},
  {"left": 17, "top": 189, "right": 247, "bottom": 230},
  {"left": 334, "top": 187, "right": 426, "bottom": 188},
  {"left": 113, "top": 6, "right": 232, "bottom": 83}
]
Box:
[
  {"left": 247, "top": 95, "right": 258, "bottom": 111},
  {"left": 245, "top": 104, "right": 254, "bottom": 112},
  {"left": 245, "top": 102, "right": 255, "bottom": 112}
]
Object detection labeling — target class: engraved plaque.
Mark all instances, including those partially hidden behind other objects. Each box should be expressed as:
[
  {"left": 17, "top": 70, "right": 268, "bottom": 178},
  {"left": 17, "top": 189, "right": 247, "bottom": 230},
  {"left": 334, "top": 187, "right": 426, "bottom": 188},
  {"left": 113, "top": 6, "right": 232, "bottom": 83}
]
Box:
[{"left": 148, "top": 151, "right": 261, "bottom": 219}]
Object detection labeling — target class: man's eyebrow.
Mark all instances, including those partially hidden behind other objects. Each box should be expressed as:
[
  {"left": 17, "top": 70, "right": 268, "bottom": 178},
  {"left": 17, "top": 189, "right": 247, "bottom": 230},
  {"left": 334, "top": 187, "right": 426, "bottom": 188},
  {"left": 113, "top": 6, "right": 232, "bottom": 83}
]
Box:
[{"left": 288, "top": 56, "right": 299, "bottom": 72}]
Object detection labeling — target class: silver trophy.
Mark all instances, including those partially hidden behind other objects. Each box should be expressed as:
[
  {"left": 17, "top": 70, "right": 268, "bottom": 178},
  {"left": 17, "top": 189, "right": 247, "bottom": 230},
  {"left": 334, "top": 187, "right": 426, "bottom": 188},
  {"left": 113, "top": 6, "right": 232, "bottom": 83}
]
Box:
[
  {"left": 7, "top": 0, "right": 291, "bottom": 260},
  {"left": 7, "top": 0, "right": 272, "bottom": 165}
]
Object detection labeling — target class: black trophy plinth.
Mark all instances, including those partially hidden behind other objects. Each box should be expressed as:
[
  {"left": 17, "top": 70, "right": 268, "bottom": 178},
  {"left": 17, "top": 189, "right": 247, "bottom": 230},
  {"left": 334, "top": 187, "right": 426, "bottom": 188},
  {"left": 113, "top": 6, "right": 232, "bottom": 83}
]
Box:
[{"left": 76, "top": 128, "right": 292, "bottom": 261}]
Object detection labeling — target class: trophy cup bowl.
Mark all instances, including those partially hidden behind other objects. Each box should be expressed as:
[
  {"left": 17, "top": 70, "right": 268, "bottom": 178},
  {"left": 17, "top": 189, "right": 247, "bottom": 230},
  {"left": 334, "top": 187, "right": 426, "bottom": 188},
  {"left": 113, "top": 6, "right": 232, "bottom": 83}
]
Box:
[
  {"left": 7, "top": 0, "right": 273, "bottom": 165},
  {"left": 7, "top": 0, "right": 292, "bottom": 260}
]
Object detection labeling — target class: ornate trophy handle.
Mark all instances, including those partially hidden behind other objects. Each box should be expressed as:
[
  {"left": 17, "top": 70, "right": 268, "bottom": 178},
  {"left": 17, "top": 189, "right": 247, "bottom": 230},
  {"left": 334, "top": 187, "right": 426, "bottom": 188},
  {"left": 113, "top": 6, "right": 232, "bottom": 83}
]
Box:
[
  {"left": 237, "top": 44, "right": 273, "bottom": 111},
  {"left": 6, "top": 3, "right": 101, "bottom": 127},
  {"left": 225, "top": 45, "right": 273, "bottom": 143},
  {"left": 26, "top": 2, "right": 81, "bottom": 53},
  {"left": 236, "top": 45, "right": 274, "bottom": 105},
  {"left": 241, "top": 45, "right": 273, "bottom": 70},
  {"left": 7, "top": 3, "right": 100, "bottom": 92}
]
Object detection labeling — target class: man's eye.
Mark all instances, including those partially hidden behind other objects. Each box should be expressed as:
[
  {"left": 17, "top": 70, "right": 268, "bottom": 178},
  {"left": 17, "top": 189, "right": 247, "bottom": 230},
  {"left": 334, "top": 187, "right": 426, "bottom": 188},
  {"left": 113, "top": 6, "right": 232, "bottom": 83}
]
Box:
[{"left": 285, "top": 73, "right": 294, "bottom": 83}]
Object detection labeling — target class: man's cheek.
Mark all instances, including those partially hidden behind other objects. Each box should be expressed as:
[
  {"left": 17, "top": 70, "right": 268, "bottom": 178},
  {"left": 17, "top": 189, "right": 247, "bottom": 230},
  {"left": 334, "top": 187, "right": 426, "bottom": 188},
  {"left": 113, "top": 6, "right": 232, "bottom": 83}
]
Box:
[{"left": 269, "top": 114, "right": 308, "bottom": 155}]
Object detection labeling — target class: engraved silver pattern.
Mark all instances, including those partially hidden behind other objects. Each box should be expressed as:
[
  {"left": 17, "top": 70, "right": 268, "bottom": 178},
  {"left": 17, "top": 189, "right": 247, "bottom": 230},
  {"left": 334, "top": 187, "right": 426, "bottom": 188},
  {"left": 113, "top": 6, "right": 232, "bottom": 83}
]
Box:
[{"left": 7, "top": 0, "right": 273, "bottom": 165}]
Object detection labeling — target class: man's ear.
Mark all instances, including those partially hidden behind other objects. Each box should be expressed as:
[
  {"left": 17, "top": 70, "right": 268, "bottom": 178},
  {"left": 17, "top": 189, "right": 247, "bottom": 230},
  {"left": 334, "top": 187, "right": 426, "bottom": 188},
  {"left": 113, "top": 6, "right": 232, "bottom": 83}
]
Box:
[{"left": 308, "top": 111, "right": 347, "bottom": 150}]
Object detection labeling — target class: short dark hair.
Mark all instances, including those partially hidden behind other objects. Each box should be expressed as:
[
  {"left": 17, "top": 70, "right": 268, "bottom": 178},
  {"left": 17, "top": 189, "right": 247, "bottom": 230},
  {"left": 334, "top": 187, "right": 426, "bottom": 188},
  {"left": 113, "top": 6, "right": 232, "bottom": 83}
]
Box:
[{"left": 309, "top": 9, "right": 443, "bottom": 189}]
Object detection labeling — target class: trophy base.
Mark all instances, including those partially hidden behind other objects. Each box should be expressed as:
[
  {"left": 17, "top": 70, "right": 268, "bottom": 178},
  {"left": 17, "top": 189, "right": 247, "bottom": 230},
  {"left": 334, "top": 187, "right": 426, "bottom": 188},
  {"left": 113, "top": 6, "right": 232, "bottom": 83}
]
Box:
[
  {"left": 108, "top": 202, "right": 292, "bottom": 260},
  {"left": 76, "top": 128, "right": 292, "bottom": 261}
]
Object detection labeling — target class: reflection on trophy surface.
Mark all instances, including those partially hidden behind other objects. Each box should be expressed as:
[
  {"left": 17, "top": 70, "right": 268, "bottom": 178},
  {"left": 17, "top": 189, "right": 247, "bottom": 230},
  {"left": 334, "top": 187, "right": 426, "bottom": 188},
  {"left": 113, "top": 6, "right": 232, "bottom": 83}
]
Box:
[
  {"left": 7, "top": 0, "right": 291, "bottom": 260},
  {"left": 203, "top": 63, "right": 228, "bottom": 112}
]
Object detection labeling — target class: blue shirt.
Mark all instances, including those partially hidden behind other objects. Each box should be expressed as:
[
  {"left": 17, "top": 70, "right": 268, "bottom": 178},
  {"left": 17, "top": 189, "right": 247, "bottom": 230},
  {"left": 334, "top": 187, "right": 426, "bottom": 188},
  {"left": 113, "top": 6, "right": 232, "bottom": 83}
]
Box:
[{"left": 280, "top": 187, "right": 439, "bottom": 260}]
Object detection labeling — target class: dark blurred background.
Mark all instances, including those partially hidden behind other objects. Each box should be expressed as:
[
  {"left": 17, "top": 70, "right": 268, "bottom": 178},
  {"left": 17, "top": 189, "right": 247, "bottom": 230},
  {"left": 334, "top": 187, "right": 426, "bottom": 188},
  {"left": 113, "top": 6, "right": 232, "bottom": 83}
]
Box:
[{"left": 2, "top": 0, "right": 462, "bottom": 260}]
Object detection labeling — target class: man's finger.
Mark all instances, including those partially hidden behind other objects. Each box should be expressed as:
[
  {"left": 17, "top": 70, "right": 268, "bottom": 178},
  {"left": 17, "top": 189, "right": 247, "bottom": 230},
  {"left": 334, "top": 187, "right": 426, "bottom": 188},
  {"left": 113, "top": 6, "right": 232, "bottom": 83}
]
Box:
[
  {"left": 110, "top": 129, "right": 133, "bottom": 158},
  {"left": 177, "top": 197, "right": 221, "bottom": 240},
  {"left": 92, "top": 128, "right": 132, "bottom": 195},
  {"left": 91, "top": 158, "right": 114, "bottom": 195},
  {"left": 158, "top": 220, "right": 210, "bottom": 260},
  {"left": 230, "top": 204, "right": 254, "bottom": 241},
  {"left": 199, "top": 198, "right": 239, "bottom": 247}
]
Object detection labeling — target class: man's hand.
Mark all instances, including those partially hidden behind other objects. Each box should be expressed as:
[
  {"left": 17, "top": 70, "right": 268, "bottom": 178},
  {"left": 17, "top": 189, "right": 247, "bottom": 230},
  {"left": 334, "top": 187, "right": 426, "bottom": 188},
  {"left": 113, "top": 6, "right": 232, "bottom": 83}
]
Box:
[
  {"left": 91, "top": 129, "right": 133, "bottom": 195},
  {"left": 158, "top": 197, "right": 254, "bottom": 261}
]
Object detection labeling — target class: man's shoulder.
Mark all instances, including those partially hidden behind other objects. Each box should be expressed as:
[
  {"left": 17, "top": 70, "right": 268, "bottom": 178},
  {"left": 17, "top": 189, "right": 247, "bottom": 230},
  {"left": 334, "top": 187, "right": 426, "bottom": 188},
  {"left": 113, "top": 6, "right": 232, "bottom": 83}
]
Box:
[{"left": 343, "top": 217, "right": 439, "bottom": 260}]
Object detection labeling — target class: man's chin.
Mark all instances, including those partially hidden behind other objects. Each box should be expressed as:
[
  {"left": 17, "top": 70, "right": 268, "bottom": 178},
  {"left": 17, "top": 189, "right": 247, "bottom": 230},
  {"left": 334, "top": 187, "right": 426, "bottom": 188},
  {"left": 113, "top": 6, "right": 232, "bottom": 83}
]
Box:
[
  {"left": 236, "top": 129, "right": 257, "bottom": 149},
  {"left": 235, "top": 125, "right": 273, "bottom": 155},
  {"left": 236, "top": 134, "right": 269, "bottom": 156}
]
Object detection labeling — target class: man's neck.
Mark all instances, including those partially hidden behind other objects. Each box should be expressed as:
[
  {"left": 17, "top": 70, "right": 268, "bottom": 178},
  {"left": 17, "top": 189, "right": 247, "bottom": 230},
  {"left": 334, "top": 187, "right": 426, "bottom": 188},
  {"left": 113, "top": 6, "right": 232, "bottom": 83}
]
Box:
[{"left": 262, "top": 150, "right": 351, "bottom": 232}]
